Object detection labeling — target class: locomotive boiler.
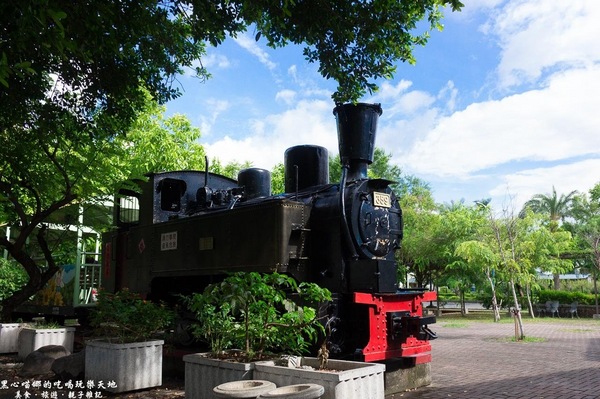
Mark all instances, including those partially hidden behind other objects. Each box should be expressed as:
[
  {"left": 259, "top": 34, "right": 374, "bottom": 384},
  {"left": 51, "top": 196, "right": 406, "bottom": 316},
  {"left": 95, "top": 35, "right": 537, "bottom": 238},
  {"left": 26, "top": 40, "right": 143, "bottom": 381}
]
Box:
[{"left": 102, "top": 103, "right": 436, "bottom": 364}]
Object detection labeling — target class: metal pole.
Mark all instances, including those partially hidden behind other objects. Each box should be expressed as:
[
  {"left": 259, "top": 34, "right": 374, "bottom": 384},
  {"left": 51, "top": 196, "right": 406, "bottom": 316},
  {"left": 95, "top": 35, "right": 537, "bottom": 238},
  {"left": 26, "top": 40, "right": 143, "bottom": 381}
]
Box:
[
  {"left": 3, "top": 226, "right": 10, "bottom": 259},
  {"left": 73, "top": 205, "right": 84, "bottom": 306}
]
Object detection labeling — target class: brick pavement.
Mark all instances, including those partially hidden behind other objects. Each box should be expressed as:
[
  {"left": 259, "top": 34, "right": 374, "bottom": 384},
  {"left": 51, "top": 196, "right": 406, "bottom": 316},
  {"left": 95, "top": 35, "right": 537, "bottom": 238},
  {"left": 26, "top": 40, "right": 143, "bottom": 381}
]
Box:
[{"left": 387, "top": 318, "right": 600, "bottom": 399}]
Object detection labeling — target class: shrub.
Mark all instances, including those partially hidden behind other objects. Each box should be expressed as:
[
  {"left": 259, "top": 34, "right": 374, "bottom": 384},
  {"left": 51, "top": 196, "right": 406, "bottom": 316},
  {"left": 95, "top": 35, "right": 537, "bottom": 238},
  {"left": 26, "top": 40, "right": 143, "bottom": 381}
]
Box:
[
  {"left": 90, "top": 288, "right": 175, "bottom": 343},
  {"left": 535, "top": 289, "right": 596, "bottom": 305},
  {"left": 186, "top": 272, "right": 332, "bottom": 362}
]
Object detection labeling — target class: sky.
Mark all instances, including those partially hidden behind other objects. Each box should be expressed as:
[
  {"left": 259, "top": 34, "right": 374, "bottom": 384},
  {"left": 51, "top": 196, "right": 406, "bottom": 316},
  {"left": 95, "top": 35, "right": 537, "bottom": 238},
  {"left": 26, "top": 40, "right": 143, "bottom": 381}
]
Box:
[{"left": 165, "top": 0, "right": 600, "bottom": 211}]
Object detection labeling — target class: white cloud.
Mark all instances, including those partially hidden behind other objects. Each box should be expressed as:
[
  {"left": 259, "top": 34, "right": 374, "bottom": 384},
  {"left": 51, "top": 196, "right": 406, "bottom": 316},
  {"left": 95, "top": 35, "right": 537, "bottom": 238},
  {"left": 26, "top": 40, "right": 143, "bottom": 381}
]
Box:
[
  {"left": 374, "top": 80, "right": 413, "bottom": 100},
  {"left": 450, "top": 0, "right": 504, "bottom": 19},
  {"left": 288, "top": 65, "right": 298, "bottom": 82},
  {"left": 198, "top": 99, "right": 230, "bottom": 137},
  {"left": 402, "top": 65, "right": 600, "bottom": 178},
  {"left": 488, "top": 0, "right": 600, "bottom": 88},
  {"left": 184, "top": 54, "right": 231, "bottom": 77},
  {"left": 489, "top": 158, "right": 600, "bottom": 212},
  {"left": 204, "top": 100, "right": 337, "bottom": 169},
  {"left": 234, "top": 34, "right": 277, "bottom": 70},
  {"left": 371, "top": 80, "right": 436, "bottom": 117},
  {"left": 201, "top": 53, "right": 231, "bottom": 69},
  {"left": 275, "top": 90, "right": 297, "bottom": 105}
]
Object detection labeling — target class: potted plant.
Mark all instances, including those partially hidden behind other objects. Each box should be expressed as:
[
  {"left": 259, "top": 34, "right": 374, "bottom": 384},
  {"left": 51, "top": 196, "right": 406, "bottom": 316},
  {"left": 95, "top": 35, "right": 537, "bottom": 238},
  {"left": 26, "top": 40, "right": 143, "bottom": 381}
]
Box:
[
  {"left": 85, "top": 288, "right": 175, "bottom": 393},
  {"left": 17, "top": 319, "right": 76, "bottom": 360},
  {"left": 183, "top": 272, "right": 331, "bottom": 399}
]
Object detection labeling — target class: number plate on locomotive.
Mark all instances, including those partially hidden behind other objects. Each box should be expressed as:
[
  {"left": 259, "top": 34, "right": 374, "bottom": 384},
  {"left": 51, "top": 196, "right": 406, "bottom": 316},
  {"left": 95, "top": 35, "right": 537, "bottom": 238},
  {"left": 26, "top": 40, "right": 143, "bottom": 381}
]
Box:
[{"left": 373, "top": 192, "right": 391, "bottom": 208}]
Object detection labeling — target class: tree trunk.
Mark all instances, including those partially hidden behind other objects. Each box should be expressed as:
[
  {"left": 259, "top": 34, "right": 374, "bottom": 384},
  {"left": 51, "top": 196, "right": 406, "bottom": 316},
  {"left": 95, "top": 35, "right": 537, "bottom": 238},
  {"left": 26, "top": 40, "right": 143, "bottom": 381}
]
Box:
[
  {"left": 486, "top": 271, "right": 500, "bottom": 322},
  {"left": 0, "top": 227, "right": 59, "bottom": 322},
  {"left": 594, "top": 269, "right": 599, "bottom": 316},
  {"left": 553, "top": 272, "right": 561, "bottom": 290},
  {"left": 509, "top": 279, "right": 525, "bottom": 339},
  {"left": 525, "top": 284, "right": 535, "bottom": 319},
  {"left": 436, "top": 286, "right": 442, "bottom": 317},
  {"left": 460, "top": 289, "right": 467, "bottom": 316}
]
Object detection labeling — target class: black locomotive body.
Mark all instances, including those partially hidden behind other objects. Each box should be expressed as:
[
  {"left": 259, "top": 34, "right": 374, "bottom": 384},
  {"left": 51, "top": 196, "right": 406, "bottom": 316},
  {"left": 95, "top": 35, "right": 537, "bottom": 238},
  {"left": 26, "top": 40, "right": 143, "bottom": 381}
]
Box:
[{"left": 102, "top": 103, "right": 435, "bottom": 363}]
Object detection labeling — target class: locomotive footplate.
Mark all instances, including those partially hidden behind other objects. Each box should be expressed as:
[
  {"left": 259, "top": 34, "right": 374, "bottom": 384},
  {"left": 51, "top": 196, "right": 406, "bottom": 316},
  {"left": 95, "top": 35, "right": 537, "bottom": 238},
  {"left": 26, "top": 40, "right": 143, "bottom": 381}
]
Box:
[{"left": 354, "top": 291, "right": 437, "bottom": 363}]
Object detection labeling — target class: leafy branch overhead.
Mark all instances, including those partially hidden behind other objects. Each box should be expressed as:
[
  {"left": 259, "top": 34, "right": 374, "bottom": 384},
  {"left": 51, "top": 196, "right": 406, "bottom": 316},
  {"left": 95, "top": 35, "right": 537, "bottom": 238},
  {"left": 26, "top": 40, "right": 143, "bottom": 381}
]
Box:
[{"left": 1, "top": 0, "right": 463, "bottom": 120}]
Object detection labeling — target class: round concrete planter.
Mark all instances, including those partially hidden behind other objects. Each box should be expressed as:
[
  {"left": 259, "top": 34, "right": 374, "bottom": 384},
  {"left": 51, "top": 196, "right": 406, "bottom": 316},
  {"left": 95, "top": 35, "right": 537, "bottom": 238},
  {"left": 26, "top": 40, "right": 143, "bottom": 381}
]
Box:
[
  {"left": 213, "top": 380, "right": 277, "bottom": 398},
  {"left": 257, "top": 384, "right": 324, "bottom": 399}
]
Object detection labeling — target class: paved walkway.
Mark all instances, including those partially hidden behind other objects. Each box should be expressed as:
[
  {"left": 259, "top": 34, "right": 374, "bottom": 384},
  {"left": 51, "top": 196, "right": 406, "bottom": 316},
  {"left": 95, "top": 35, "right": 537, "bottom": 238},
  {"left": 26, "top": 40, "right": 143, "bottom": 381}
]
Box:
[{"left": 388, "top": 318, "right": 600, "bottom": 399}]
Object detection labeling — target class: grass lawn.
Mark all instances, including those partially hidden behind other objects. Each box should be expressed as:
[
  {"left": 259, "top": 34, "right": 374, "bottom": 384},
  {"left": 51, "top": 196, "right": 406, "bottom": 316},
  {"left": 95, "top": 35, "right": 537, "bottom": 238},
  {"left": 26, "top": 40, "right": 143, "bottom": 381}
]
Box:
[{"left": 436, "top": 309, "right": 600, "bottom": 325}]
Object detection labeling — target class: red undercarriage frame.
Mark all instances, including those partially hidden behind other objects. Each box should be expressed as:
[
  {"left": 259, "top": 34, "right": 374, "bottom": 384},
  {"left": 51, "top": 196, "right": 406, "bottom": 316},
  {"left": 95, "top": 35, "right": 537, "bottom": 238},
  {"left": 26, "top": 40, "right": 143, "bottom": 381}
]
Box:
[{"left": 354, "top": 290, "right": 437, "bottom": 363}]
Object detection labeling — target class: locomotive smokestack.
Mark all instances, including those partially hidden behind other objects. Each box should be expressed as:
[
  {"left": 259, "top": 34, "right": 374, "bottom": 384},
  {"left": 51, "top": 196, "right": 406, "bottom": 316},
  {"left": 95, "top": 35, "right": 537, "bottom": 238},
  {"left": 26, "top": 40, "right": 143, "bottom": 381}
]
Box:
[{"left": 333, "top": 103, "right": 382, "bottom": 181}]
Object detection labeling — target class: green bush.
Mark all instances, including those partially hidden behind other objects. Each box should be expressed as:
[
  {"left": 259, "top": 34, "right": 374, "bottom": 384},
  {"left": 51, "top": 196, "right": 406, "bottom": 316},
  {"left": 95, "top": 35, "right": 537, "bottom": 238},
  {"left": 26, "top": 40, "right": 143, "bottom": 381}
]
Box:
[
  {"left": 0, "top": 258, "right": 28, "bottom": 302},
  {"left": 186, "top": 272, "right": 332, "bottom": 362},
  {"left": 535, "top": 289, "right": 596, "bottom": 305},
  {"left": 559, "top": 279, "right": 596, "bottom": 294},
  {"left": 90, "top": 288, "right": 175, "bottom": 343}
]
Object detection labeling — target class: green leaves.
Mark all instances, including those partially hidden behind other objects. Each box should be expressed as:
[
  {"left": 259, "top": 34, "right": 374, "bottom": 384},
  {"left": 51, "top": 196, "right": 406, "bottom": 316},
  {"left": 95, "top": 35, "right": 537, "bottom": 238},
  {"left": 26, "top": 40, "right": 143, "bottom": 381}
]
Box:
[
  {"left": 0, "top": 258, "right": 28, "bottom": 302},
  {"left": 186, "top": 272, "right": 331, "bottom": 361},
  {"left": 90, "top": 288, "right": 175, "bottom": 343}
]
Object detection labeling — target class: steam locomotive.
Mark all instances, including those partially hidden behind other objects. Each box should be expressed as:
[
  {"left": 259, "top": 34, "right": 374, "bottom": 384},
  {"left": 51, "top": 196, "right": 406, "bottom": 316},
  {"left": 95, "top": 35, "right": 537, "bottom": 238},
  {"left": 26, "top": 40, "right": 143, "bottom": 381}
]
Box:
[{"left": 102, "top": 103, "right": 436, "bottom": 364}]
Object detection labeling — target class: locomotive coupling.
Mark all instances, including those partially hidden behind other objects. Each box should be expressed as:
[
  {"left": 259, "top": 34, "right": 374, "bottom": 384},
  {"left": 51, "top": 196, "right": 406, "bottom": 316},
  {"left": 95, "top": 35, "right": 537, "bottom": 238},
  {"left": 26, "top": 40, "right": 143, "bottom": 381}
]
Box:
[{"left": 388, "top": 312, "right": 437, "bottom": 341}]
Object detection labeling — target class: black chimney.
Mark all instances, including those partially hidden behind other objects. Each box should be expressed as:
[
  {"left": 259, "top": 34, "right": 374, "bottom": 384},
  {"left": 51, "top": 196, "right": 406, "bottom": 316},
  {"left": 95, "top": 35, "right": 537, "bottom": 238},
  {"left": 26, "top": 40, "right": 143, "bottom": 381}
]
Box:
[{"left": 333, "top": 103, "right": 382, "bottom": 180}]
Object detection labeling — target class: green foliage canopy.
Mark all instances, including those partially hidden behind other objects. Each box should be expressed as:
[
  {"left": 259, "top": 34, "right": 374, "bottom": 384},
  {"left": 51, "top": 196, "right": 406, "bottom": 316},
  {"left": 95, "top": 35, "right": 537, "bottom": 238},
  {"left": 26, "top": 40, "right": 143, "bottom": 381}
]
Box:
[
  {"left": 1, "top": 0, "right": 463, "bottom": 118},
  {"left": 0, "top": 96, "right": 212, "bottom": 320}
]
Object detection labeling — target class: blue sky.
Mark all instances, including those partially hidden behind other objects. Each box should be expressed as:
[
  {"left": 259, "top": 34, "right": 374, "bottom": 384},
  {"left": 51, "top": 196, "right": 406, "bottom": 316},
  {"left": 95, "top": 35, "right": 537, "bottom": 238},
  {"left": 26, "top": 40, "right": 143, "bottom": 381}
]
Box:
[{"left": 165, "top": 0, "right": 600, "bottom": 211}]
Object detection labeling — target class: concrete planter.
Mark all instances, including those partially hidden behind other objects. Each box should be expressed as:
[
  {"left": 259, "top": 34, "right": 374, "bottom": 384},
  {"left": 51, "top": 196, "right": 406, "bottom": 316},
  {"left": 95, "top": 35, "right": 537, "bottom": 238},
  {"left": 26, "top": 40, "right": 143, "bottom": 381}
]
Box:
[
  {"left": 213, "top": 380, "right": 277, "bottom": 398},
  {"left": 254, "top": 357, "right": 385, "bottom": 399},
  {"left": 85, "top": 339, "right": 164, "bottom": 393},
  {"left": 0, "top": 323, "right": 22, "bottom": 353},
  {"left": 18, "top": 327, "right": 75, "bottom": 359},
  {"left": 183, "top": 353, "right": 256, "bottom": 399}
]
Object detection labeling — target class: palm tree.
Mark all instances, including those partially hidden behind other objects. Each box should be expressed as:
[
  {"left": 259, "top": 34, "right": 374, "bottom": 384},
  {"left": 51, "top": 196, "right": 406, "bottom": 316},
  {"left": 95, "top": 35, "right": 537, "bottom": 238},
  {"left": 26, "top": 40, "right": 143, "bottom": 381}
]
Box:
[{"left": 521, "top": 186, "right": 578, "bottom": 289}]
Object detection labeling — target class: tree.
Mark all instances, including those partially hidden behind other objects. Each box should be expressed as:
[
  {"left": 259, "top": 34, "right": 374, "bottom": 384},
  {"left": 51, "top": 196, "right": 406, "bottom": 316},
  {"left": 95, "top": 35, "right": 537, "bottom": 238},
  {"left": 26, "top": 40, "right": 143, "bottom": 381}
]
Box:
[
  {"left": 1, "top": 1, "right": 207, "bottom": 140},
  {"left": 270, "top": 163, "right": 285, "bottom": 195},
  {"left": 455, "top": 204, "right": 573, "bottom": 322},
  {"left": 210, "top": 159, "right": 253, "bottom": 181},
  {"left": 122, "top": 99, "right": 208, "bottom": 177},
  {"left": 0, "top": 117, "right": 130, "bottom": 321},
  {"left": 0, "top": 99, "right": 210, "bottom": 320},
  {"left": 329, "top": 148, "right": 403, "bottom": 183},
  {"left": 570, "top": 183, "right": 600, "bottom": 315},
  {"left": 521, "top": 187, "right": 577, "bottom": 289},
  {"left": 1, "top": 0, "right": 463, "bottom": 113},
  {"left": 396, "top": 178, "right": 442, "bottom": 288},
  {"left": 438, "top": 203, "right": 488, "bottom": 316}
]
